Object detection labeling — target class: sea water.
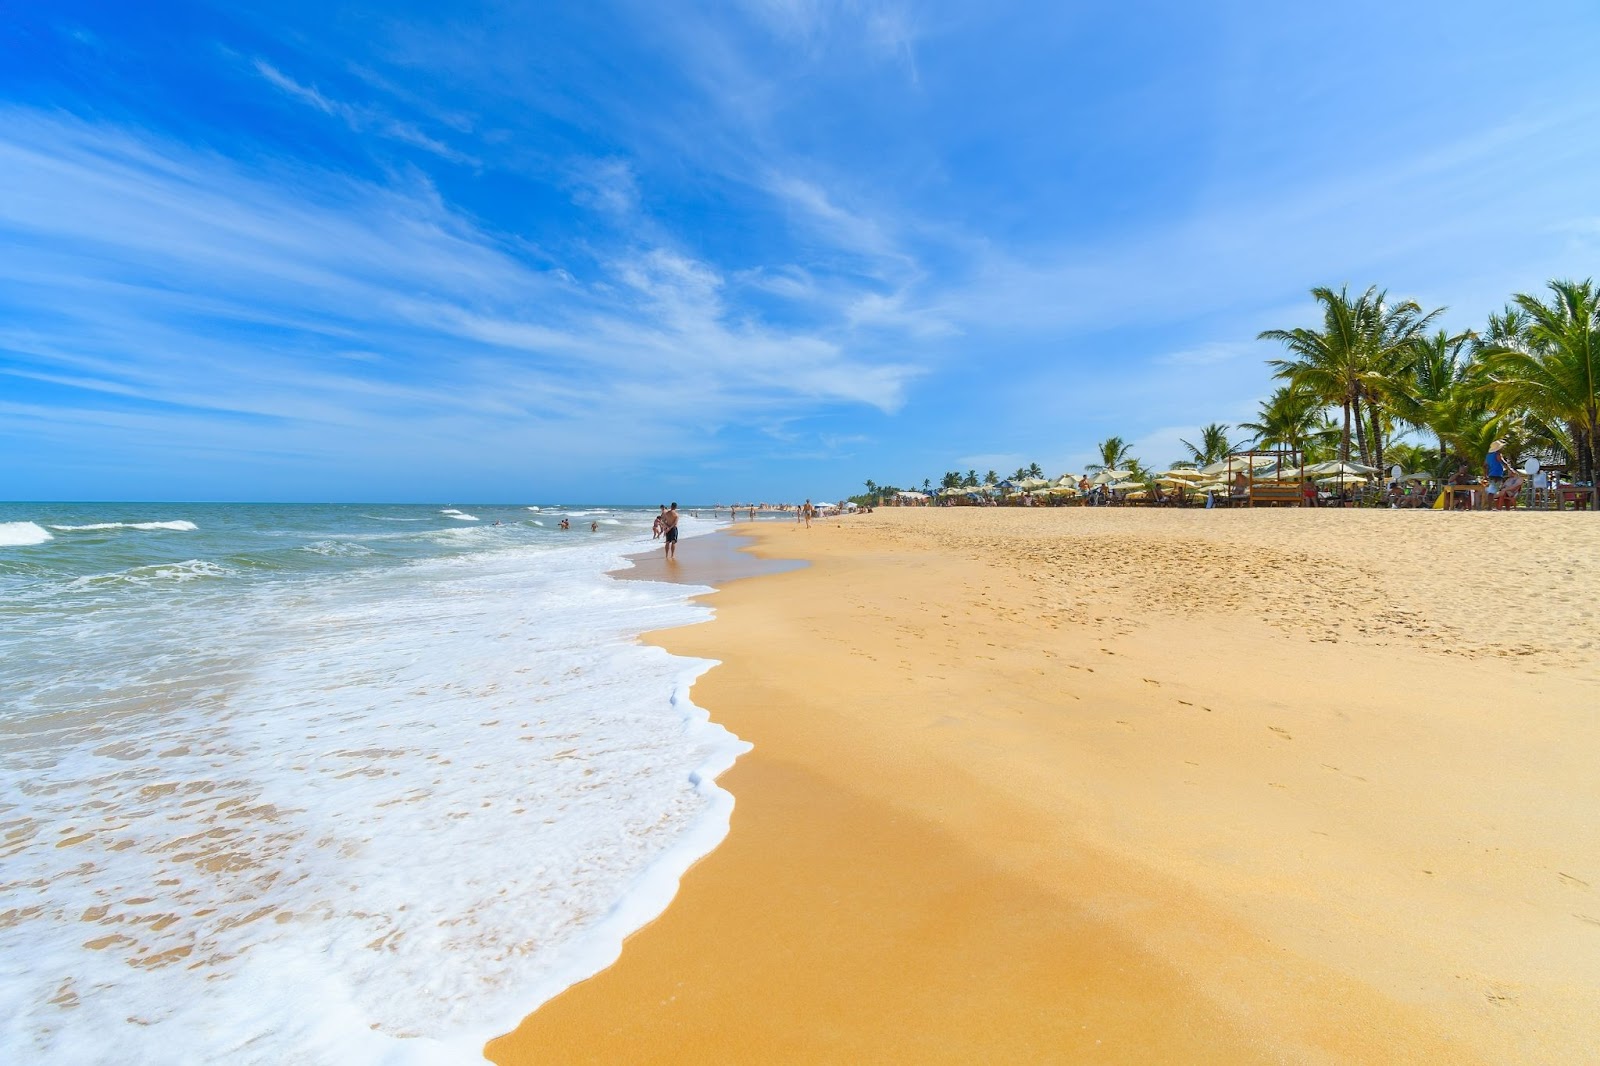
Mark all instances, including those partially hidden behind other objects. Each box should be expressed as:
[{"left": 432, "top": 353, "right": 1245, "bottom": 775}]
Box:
[{"left": 0, "top": 503, "right": 741, "bottom": 1064}]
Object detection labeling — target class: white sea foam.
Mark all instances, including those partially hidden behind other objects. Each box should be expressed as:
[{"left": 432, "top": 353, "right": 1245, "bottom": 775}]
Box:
[
  {"left": 47, "top": 520, "right": 198, "bottom": 532},
  {"left": 439, "top": 509, "right": 478, "bottom": 521},
  {"left": 66, "top": 559, "right": 234, "bottom": 588},
  {"left": 0, "top": 521, "right": 53, "bottom": 546},
  {"left": 526, "top": 506, "right": 541, "bottom": 511},
  {"left": 362, "top": 515, "right": 429, "bottom": 522},
  {"left": 300, "top": 540, "right": 376, "bottom": 557},
  {"left": 0, "top": 521, "right": 741, "bottom": 1064}
]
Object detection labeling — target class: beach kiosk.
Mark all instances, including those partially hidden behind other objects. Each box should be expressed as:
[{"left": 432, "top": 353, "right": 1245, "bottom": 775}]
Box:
[{"left": 1215, "top": 448, "right": 1306, "bottom": 507}]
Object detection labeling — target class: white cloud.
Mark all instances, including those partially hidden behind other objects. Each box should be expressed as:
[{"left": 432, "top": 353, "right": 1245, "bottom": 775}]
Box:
[
  {"left": 568, "top": 158, "right": 640, "bottom": 215},
  {"left": 0, "top": 109, "right": 922, "bottom": 475},
  {"left": 253, "top": 59, "right": 477, "bottom": 165},
  {"left": 739, "top": 0, "right": 921, "bottom": 73},
  {"left": 764, "top": 172, "right": 917, "bottom": 277}
]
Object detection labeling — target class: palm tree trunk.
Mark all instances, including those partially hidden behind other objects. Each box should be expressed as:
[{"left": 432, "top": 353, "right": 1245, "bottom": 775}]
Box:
[
  {"left": 1352, "top": 397, "right": 1370, "bottom": 466},
  {"left": 1340, "top": 401, "right": 1352, "bottom": 461}
]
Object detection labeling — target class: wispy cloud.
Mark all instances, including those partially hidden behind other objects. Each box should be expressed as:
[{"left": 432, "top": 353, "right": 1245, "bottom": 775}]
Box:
[
  {"left": 764, "top": 173, "right": 917, "bottom": 278},
  {"left": 253, "top": 59, "right": 477, "bottom": 165},
  {"left": 739, "top": 0, "right": 921, "bottom": 76},
  {"left": 567, "top": 157, "right": 640, "bottom": 215},
  {"left": 0, "top": 109, "right": 921, "bottom": 489}
]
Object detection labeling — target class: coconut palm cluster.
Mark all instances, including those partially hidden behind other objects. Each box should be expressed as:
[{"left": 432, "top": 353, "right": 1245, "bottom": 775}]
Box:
[
  {"left": 1255, "top": 279, "right": 1599, "bottom": 483},
  {"left": 856, "top": 278, "right": 1598, "bottom": 502}
]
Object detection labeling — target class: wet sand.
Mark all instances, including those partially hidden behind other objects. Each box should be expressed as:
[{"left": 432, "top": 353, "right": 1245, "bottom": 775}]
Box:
[
  {"left": 489, "top": 508, "right": 1600, "bottom": 1063},
  {"left": 609, "top": 523, "right": 804, "bottom": 587}
]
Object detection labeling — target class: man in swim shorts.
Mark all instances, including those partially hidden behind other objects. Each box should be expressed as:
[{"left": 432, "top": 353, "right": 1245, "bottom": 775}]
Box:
[{"left": 661, "top": 502, "right": 680, "bottom": 559}]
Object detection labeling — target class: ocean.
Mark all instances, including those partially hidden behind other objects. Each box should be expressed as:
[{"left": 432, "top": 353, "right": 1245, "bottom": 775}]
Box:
[{"left": 0, "top": 503, "right": 742, "bottom": 1064}]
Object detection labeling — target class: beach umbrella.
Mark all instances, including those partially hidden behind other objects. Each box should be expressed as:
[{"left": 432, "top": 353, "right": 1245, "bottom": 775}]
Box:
[
  {"left": 1160, "top": 468, "right": 1206, "bottom": 481},
  {"left": 1316, "top": 474, "right": 1368, "bottom": 487},
  {"left": 1107, "top": 479, "right": 1143, "bottom": 491},
  {"left": 1091, "top": 469, "right": 1132, "bottom": 485},
  {"left": 1305, "top": 460, "right": 1377, "bottom": 478}
]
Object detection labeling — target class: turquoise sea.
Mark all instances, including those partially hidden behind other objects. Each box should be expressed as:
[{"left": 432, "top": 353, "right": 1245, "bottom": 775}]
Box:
[{"left": 0, "top": 502, "right": 741, "bottom": 1064}]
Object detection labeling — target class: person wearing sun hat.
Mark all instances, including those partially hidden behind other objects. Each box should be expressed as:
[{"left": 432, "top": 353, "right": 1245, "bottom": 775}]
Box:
[{"left": 1485, "top": 438, "right": 1510, "bottom": 509}]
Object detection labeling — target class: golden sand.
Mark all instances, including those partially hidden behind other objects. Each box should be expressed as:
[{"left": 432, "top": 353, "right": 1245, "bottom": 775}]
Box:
[{"left": 488, "top": 509, "right": 1600, "bottom": 1063}]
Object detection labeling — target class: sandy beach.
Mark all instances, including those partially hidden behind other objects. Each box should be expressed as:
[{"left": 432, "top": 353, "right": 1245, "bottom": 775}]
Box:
[{"left": 488, "top": 509, "right": 1600, "bottom": 1064}]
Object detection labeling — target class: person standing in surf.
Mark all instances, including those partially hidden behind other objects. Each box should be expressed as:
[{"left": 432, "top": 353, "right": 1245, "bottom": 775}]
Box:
[{"left": 661, "top": 502, "right": 680, "bottom": 560}]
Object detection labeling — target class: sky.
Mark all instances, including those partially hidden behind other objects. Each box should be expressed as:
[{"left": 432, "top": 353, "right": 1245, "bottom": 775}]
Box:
[{"left": 3, "top": 0, "right": 1599, "bottom": 503}]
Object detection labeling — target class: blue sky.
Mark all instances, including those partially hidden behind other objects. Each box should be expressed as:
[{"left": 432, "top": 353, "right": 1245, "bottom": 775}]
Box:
[{"left": 3, "top": 0, "right": 1599, "bottom": 502}]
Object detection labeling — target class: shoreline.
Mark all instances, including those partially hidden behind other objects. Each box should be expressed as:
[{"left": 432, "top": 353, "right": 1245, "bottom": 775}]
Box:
[{"left": 488, "top": 509, "right": 1599, "bottom": 1063}]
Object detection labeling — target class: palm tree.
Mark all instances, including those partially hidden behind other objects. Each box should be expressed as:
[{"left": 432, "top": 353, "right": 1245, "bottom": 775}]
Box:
[
  {"left": 1086, "top": 436, "right": 1134, "bottom": 473},
  {"left": 1012, "top": 467, "right": 1029, "bottom": 481},
  {"left": 964, "top": 469, "right": 979, "bottom": 487},
  {"left": 941, "top": 471, "right": 962, "bottom": 490},
  {"left": 1395, "top": 329, "right": 1477, "bottom": 475},
  {"left": 1260, "top": 285, "right": 1443, "bottom": 466},
  {"left": 1384, "top": 441, "right": 1436, "bottom": 477},
  {"left": 1477, "top": 279, "right": 1600, "bottom": 481},
  {"left": 1177, "top": 422, "right": 1236, "bottom": 466},
  {"left": 1027, "top": 461, "right": 1043, "bottom": 478},
  {"left": 1239, "top": 386, "right": 1332, "bottom": 458},
  {"left": 984, "top": 469, "right": 999, "bottom": 487},
  {"left": 922, "top": 478, "right": 932, "bottom": 493}
]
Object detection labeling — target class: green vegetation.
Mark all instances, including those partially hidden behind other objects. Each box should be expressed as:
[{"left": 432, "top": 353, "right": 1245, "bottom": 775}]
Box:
[{"left": 854, "top": 277, "right": 1597, "bottom": 496}]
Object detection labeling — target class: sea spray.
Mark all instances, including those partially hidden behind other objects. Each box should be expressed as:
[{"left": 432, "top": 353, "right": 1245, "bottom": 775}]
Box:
[{"left": 0, "top": 503, "right": 736, "bottom": 1063}]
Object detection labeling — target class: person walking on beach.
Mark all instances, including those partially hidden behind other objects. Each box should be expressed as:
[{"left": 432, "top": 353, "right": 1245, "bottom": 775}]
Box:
[
  {"left": 802, "top": 499, "right": 814, "bottom": 528},
  {"left": 661, "top": 502, "right": 680, "bottom": 559}
]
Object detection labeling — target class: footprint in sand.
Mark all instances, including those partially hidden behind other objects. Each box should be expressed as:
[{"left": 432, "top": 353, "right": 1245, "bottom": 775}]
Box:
[{"left": 1268, "top": 726, "right": 1292, "bottom": 740}]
